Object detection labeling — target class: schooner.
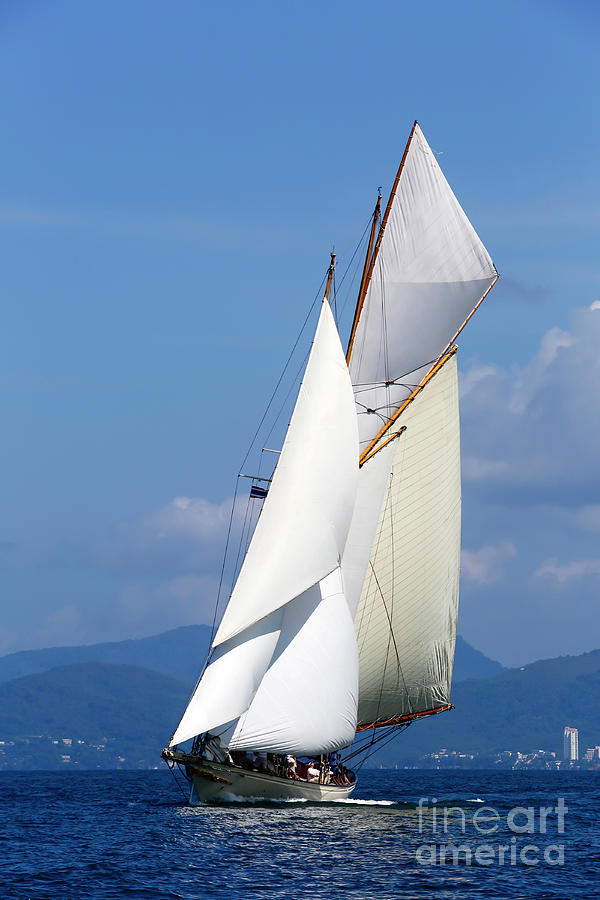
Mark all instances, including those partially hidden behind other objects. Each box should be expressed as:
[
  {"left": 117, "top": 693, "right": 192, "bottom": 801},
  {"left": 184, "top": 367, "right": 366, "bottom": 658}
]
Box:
[{"left": 162, "top": 122, "right": 498, "bottom": 802}]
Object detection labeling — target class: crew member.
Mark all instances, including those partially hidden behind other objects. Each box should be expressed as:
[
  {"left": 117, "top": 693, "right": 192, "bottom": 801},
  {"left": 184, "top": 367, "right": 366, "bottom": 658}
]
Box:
[{"left": 307, "top": 760, "right": 320, "bottom": 783}]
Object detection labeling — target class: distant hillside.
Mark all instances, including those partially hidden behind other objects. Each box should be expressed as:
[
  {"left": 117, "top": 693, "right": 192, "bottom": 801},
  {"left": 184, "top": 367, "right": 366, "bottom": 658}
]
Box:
[
  {"left": 453, "top": 636, "right": 504, "bottom": 682},
  {"left": 1, "top": 647, "right": 599, "bottom": 770},
  {"left": 375, "top": 649, "right": 600, "bottom": 764},
  {"left": 0, "top": 625, "right": 212, "bottom": 685},
  {"left": 0, "top": 662, "right": 188, "bottom": 769},
  {"left": 0, "top": 626, "right": 500, "bottom": 688}
]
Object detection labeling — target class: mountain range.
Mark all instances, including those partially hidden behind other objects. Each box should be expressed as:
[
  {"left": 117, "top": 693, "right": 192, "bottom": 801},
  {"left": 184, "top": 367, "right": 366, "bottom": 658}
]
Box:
[
  {"left": 378, "top": 648, "right": 600, "bottom": 764},
  {"left": 0, "top": 625, "right": 213, "bottom": 685},
  {"left": 0, "top": 628, "right": 503, "bottom": 686},
  {"left": 0, "top": 626, "right": 595, "bottom": 770}
]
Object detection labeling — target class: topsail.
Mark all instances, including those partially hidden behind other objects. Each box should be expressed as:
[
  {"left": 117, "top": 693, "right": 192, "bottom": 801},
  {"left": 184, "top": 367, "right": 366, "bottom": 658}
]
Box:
[{"left": 348, "top": 122, "right": 497, "bottom": 453}]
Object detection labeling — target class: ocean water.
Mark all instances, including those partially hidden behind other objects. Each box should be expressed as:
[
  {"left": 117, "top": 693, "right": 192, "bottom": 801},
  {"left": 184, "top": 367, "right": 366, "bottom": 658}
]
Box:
[{"left": 1, "top": 769, "right": 599, "bottom": 899}]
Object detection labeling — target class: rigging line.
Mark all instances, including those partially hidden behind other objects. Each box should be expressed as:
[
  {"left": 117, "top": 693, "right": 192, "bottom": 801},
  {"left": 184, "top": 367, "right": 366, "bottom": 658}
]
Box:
[
  {"left": 169, "top": 473, "right": 242, "bottom": 744},
  {"left": 349, "top": 722, "right": 413, "bottom": 772},
  {"left": 347, "top": 729, "right": 400, "bottom": 771},
  {"left": 374, "top": 472, "right": 396, "bottom": 726},
  {"left": 355, "top": 398, "right": 412, "bottom": 414},
  {"left": 337, "top": 252, "right": 368, "bottom": 344},
  {"left": 336, "top": 232, "right": 371, "bottom": 320},
  {"left": 332, "top": 269, "right": 337, "bottom": 323},
  {"left": 387, "top": 452, "right": 414, "bottom": 720},
  {"left": 343, "top": 723, "right": 381, "bottom": 765},
  {"left": 354, "top": 399, "right": 391, "bottom": 420},
  {"left": 380, "top": 244, "right": 391, "bottom": 414},
  {"left": 232, "top": 486, "right": 255, "bottom": 585},
  {"left": 346, "top": 123, "right": 417, "bottom": 365},
  {"left": 237, "top": 270, "right": 328, "bottom": 475},
  {"left": 335, "top": 214, "right": 374, "bottom": 295},
  {"left": 354, "top": 475, "right": 397, "bottom": 696},
  {"left": 164, "top": 759, "right": 190, "bottom": 801},
  {"left": 354, "top": 446, "right": 396, "bottom": 655},
  {"left": 262, "top": 348, "right": 309, "bottom": 449},
  {"left": 343, "top": 720, "right": 411, "bottom": 767},
  {"left": 351, "top": 357, "right": 438, "bottom": 390},
  {"left": 207, "top": 475, "right": 240, "bottom": 652},
  {"left": 368, "top": 547, "right": 414, "bottom": 723},
  {"left": 369, "top": 560, "right": 397, "bottom": 725},
  {"left": 356, "top": 410, "right": 390, "bottom": 428},
  {"left": 349, "top": 253, "right": 375, "bottom": 386}
]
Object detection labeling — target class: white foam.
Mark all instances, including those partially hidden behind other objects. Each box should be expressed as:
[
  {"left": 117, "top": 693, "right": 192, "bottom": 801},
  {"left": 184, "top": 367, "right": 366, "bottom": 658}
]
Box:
[
  {"left": 332, "top": 798, "right": 395, "bottom": 806},
  {"left": 213, "top": 794, "right": 309, "bottom": 804}
]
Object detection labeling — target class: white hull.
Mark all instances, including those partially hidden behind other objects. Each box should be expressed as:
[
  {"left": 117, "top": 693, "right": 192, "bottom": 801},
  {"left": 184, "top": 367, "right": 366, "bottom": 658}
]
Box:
[{"left": 186, "top": 760, "right": 355, "bottom": 803}]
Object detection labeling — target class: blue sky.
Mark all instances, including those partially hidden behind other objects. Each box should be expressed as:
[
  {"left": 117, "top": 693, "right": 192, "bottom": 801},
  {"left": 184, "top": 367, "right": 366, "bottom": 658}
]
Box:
[{"left": 1, "top": 0, "right": 598, "bottom": 665}]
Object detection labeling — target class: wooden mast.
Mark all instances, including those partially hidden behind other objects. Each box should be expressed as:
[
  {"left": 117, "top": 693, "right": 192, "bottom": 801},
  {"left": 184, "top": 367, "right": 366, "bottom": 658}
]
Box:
[
  {"left": 346, "top": 191, "right": 381, "bottom": 363},
  {"left": 346, "top": 120, "right": 419, "bottom": 364},
  {"left": 324, "top": 251, "right": 336, "bottom": 302}
]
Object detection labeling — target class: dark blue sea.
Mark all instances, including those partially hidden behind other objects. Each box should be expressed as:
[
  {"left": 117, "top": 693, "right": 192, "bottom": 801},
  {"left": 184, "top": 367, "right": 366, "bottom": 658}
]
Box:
[{"left": 1, "top": 769, "right": 599, "bottom": 898}]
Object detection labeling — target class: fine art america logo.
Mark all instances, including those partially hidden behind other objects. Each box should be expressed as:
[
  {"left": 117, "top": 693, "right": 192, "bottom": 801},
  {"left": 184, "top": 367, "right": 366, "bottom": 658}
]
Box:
[{"left": 415, "top": 797, "right": 567, "bottom": 867}]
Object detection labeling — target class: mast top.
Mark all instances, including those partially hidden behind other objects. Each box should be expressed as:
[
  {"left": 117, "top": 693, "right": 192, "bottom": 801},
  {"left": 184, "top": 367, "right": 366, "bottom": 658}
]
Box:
[{"left": 324, "top": 251, "right": 336, "bottom": 302}]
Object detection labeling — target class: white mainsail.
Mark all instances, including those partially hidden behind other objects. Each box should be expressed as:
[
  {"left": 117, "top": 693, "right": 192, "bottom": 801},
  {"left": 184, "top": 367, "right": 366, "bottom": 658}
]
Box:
[
  {"left": 170, "top": 298, "right": 360, "bottom": 752},
  {"left": 213, "top": 299, "right": 359, "bottom": 647},
  {"left": 353, "top": 351, "right": 461, "bottom": 725},
  {"left": 349, "top": 122, "right": 497, "bottom": 452},
  {"left": 344, "top": 122, "right": 496, "bottom": 730}
]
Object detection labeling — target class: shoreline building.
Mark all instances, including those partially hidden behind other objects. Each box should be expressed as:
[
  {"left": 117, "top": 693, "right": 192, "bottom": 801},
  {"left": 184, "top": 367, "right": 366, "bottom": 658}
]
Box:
[{"left": 563, "top": 726, "right": 579, "bottom": 761}]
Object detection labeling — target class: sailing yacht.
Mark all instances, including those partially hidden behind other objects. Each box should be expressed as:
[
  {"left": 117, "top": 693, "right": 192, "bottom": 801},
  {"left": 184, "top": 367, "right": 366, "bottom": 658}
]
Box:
[{"left": 162, "top": 122, "right": 498, "bottom": 803}]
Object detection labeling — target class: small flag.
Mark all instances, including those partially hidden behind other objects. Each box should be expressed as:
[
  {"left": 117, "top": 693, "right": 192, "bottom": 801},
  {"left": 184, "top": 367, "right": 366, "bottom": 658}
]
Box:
[{"left": 250, "top": 485, "right": 268, "bottom": 500}]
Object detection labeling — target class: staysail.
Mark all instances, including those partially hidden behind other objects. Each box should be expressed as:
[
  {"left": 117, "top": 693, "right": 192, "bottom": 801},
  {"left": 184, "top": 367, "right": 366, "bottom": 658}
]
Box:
[
  {"left": 213, "top": 299, "right": 359, "bottom": 647},
  {"left": 227, "top": 568, "right": 358, "bottom": 755},
  {"left": 170, "top": 298, "right": 360, "bottom": 751}
]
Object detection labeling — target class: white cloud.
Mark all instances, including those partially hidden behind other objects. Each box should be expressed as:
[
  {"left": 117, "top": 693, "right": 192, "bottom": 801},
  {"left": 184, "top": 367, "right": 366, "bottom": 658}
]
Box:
[
  {"left": 461, "top": 541, "right": 517, "bottom": 585},
  {"left": 534, "top": 557, "right": 600, "bottom": 584},
  {"left": 459, "top": 364, "right": 498, "bottom": 400},
  {"left": 575, "top": 505, "right": 600, "bottom": 532},
  {"left": 460, "top": 304, "right": 600, "bottom": 500},
  {"left": 91, "top": 494, "right": 242, "bottom": 575},
  {"left": 508, "top": 326, "right": 574, "bottom": 415},
  {"left": 142, "top": 495, "right": 232, "bottom": 543}
]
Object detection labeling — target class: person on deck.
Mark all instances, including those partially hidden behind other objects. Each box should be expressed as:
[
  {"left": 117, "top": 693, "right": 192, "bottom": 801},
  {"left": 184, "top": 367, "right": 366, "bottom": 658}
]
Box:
[
  {"left": 285, "top": 754, "right": 297, "bottom": 779},
  {"left": 307, "top": 761, "right": 320, "bottom": 783}
]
